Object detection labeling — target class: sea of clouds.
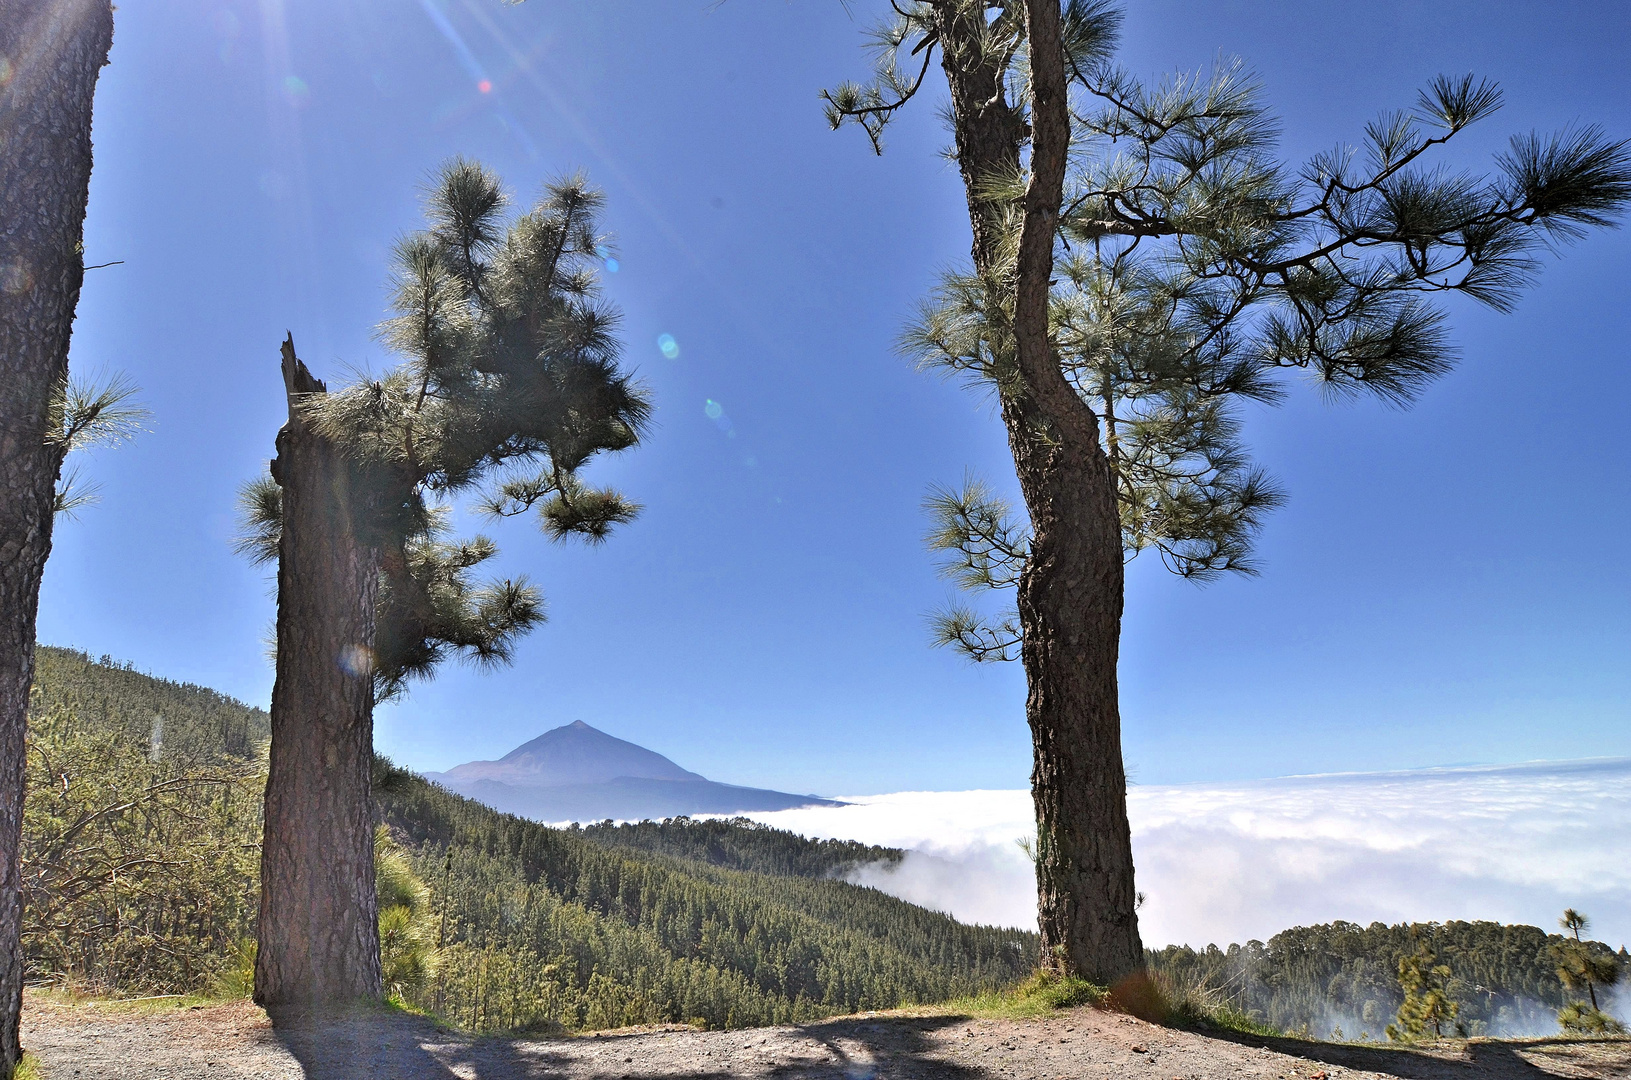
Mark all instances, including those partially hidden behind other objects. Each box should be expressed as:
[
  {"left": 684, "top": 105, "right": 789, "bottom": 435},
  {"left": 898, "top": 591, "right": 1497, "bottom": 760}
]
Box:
[{"left": 735, "top": 758, "right": 1631, "bottom": 951}]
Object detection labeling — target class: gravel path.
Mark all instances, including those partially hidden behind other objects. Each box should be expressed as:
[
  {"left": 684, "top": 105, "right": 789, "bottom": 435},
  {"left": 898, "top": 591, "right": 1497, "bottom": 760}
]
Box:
[{"left": 21, "top": 993, "right": 1631, "bottom": 1080}]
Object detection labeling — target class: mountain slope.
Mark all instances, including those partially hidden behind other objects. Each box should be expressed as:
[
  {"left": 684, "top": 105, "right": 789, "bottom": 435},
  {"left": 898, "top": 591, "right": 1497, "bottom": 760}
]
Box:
[
  {"left": 434, "top": 719, "right": 704, "bottom": 786},
  {"left": 25, "top": 648, "right": 265, "bottom": 992},
  {"left": 578, "top": 815, "right": 903, "bottom": 878},
  {"left": 26, "top": 647, "right": 1034, "bottom": 1028},
  {"left": 377, "top": 759, "right": 1035, "bottom": 1029},
  {"left": 31, "top": 645, "right": 268, "bottom": 762},
  {"left": 424, "top": 719, "right": 839, "bottom": 822}
]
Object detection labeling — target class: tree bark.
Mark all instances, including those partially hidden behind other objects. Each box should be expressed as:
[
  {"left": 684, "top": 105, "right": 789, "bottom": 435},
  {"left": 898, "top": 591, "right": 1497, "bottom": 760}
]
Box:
[
  {"left": 0, "top": 0, "right": 114, "bottom": 1071},
  {"left": 254, "top": 335, "right": 384, "bottom": 1013},
  {"left": 933, "top": 0, "right": 1144, "bottom": 985}
]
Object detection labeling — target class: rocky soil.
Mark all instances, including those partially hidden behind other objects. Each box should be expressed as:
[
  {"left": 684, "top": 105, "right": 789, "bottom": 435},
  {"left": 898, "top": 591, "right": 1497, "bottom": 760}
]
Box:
[{"left": 20, "top": 992, "right": 1631, "bottom": 1080}]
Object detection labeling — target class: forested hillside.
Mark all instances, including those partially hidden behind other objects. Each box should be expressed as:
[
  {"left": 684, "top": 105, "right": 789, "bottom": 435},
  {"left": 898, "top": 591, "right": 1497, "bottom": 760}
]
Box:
[
  {"left": 24, "top": 649, "right": 1034, "bottom": 1030},
  {"left": 377, "top": 762, "right": 1032, "bottom": 1030},
  {"left": 24, "top": 648, "right": 265, "bottom": 992},
  {"left": 578, "top": 815, "right": 902, "bottom": 878},
  {"left": 32, "top": 646, "right": 268, "bottom": 762},
  {"left": 1150, "top": 920, "right": 1631, "bottom": 1039}
]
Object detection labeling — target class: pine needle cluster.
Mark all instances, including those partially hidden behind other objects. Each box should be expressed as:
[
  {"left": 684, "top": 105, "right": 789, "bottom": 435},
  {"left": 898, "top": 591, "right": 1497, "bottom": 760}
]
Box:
[
  {"left": 45, "top": 372, "right": 146, "bottom": 520},
  {"left": 375, "top": 826, "right": 437, "bottom": 1001},
  {"left": 238, "top": 160, "right": 649, "bottom": 696}
]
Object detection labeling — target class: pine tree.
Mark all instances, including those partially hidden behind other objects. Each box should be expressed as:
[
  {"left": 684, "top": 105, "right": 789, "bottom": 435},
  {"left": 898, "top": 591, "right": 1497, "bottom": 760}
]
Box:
[
  {"left": 823, "top": 0, "right": 1631, "bottom": 984},
  {"left": 1553, "top": 909, "right": 1623, "bottom": 1032},
  {"left": 0, "top": 0, "right": 117, "bottom": 1071},
  {"left": 238, "top": 160, "right": 648, "bottom": 1012},
  {"left": 1386, "top": 939, "right": 1460, "bottom": 1040}
]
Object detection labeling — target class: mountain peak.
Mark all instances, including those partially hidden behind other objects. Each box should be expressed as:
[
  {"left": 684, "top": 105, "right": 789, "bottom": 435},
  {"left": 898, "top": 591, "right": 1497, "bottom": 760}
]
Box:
[
  {"left": 427, "top": 720, "right": 842, "bottom": 822},
  {"left": 447, "top": 721, "right": 705, "bottom": 787}
]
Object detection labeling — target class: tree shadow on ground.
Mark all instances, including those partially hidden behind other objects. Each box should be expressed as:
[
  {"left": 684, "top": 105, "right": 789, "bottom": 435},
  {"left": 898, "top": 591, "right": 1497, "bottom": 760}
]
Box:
[
  {"left": 524, "top": 1013, "right": 980, "bottom": 1080},
  {"left": 271, "top": 1010, "right": 984, "bottom": 1080},
  {"left": 768, "top": 1013, "right": 984, "bottom": 1080},
  {"left": 1191, "top": 1024, "right": 1628, "bottom": 1080},
  {"left": 268, "top": 1007, "right": 571, "bottom": 1080}
]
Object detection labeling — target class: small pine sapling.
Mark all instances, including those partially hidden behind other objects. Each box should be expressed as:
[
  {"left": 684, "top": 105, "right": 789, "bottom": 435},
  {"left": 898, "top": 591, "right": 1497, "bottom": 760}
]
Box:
[
  {"left": 1553, "top": 909, "right": 1626, "bottom": 1034},
  {"left": 1387, "top": 940, "right": 1460, "bottom": 1041}
]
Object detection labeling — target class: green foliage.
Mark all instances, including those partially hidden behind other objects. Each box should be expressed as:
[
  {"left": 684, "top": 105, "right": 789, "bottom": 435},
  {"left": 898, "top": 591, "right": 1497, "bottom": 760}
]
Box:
[
  {"left": 212, "top": 938, "right": 258, "bottom": 1000},
  {"left": 1153, "top": 972, "right": 1280, "bottom": 1036},
  {"left": 1554, "top": 908, "right": 1622, "bottom": 1024},
  {"left": 25, "top": 652, "right": 1034, "bottom": 1029},
  {"left": 231, "top": 477, "right": 282, "bottom": 566},
  {"left": 933, "top": 968, "right": 1107, "bottom": 1021},
  {"left": 1558, "top": 1002, "right": 1627, "bottom": 1035},
  {"left": 1148, "top": 919, "right": 1630, "bottom": 1041},
  {"left": 1012, "top": 969, "right": 1106, "bottom": 1010},
  {"left": 237, "top": 159, "right": 650, "bottom": 699},
  {"left": 922, "top": 477, "right": 1027, "bottom": 662},
  {"left": 46, "top": 371, "right": 147, "bottom": 520},
  {"left": 832, "top": 3, "right": 1631, "bottom": 663},
  {"left": 23, "top": 650, "right": 264, "bottom": 994},
  {"left": 375, "top": 826, "right": 438, "bottom": 1001},
  {"left": 376, "top": 759, "right": 1036, "bottom": 1032},
  {"left": 1386, "top": 940, "right": 1461, "bottom": 1041},
  {"left": 30, "top": 647, "right": 269, "bottom": 762},
  {"left": 577, "top": 815, "right": 904, "bottom": 879}
]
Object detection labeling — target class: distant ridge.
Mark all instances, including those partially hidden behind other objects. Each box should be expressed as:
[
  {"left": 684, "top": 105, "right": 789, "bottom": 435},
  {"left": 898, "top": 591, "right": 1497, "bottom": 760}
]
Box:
[{"left": 423, "top": 720, "right": 840, "bottom": 822}]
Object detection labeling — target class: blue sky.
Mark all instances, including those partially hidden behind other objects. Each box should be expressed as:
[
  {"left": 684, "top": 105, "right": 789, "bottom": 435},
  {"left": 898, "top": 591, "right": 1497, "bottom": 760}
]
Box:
[{"left": 40, "top": 0, "right": 1630, "bottom": 795}]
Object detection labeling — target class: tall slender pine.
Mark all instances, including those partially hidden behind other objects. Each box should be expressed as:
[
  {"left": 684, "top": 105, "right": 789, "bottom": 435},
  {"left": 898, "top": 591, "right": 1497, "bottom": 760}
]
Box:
[
  {"left": 0, "top": 0, "right": 116, "bottom": 1070},
  {"left": 824, "top": 0, "right": 1631, "bottom": 984}
]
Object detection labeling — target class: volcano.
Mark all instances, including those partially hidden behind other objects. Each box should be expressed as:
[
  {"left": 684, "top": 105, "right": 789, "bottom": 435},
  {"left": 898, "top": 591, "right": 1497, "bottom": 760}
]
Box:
[{"left": 422, "top": 720, "right": 840, "bottom": 822}]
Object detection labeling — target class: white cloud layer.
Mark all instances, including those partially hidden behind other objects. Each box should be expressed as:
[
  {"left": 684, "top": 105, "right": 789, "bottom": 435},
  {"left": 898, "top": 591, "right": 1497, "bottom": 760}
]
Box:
[{"left": 736, "top": 758, "right": 1631, "bottom": 950}]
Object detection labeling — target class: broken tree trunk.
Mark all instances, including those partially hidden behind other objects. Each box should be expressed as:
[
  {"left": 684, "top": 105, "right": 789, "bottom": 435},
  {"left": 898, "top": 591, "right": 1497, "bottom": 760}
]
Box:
[{"left": 254, "top": 335, "right": 383, "bottom": 1013}]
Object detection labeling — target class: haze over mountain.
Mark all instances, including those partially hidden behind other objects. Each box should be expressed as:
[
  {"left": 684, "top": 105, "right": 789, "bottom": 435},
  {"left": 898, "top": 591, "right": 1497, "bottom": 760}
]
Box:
[{"left": 423, "top": 720, "right": 840, "bottom": 822}]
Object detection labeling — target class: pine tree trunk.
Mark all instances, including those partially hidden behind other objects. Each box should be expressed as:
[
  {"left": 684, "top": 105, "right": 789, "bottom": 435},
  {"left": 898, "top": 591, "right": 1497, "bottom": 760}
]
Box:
[
  {"left": 1006, "top": 393, "right": 1144, "bottom": 984},
  {"left": 932, "top": 0, "right": 1144, "bottom": 985},
  {"left": 254, "top": 336, "right": 383, "bottom": 1012},
  {"left": 0, "top": 1, "right": 114, "bottom": 1071}
]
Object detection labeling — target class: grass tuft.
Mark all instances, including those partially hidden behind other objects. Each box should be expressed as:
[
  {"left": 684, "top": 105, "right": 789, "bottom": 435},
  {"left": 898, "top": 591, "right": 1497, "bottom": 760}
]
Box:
[
  {"left": 1153, "top": 973, "right": 1280, "bottom": 1036},
  {"left": 210, "top": 938, "right": 257, "bottom": 1000},
  {"left": 900, "top": 967, "right": 1284, "bottom": 1034},
  {"left": 918, "top": 969, "right": 1108, "bottom": 1020}
]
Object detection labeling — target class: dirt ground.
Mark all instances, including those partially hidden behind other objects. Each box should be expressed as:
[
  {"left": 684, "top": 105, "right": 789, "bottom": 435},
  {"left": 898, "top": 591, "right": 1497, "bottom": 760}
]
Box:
[{"left": 20, "top": 992, "right": 1631, "bottom": 1080}]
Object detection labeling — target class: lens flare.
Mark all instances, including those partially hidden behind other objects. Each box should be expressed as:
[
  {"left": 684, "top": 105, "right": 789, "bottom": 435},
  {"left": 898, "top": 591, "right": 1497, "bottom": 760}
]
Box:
[
  {"left": 1, "top": 261, "right": 34, "bottom": 295},
  {"left": 657, "top": 333, "right": 680, "bottom": 359},
  {"left": 416, "top": 0, "right": 539, "bottom": 156},
  {"left": 704, "top": 400, "right": 736, "bottom": 437},
  {"left": 337, "top": 644, "right": 374, "bottom": 677},
  {"left": 596, "top": 245, "right": 619, "bottom": 273},
  {"left": 281, "top": 74, "right": 310, "bottom": 106}
]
